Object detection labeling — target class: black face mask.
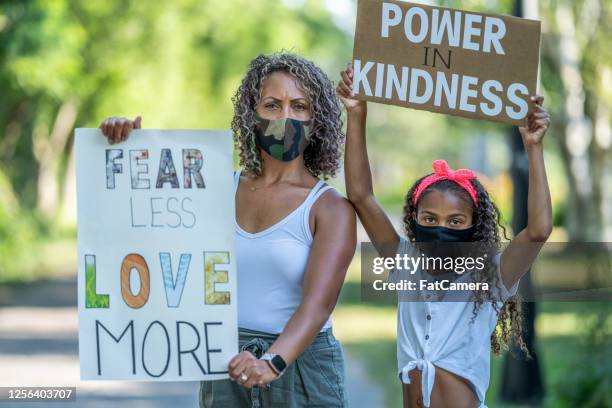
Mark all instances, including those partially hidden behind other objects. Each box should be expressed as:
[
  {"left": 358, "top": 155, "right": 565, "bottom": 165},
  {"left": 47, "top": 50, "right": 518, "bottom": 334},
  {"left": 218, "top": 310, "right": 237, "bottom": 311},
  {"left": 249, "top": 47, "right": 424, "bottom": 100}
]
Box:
[{"left": 411, "top": 221, "right": 477, "bottom": 242}]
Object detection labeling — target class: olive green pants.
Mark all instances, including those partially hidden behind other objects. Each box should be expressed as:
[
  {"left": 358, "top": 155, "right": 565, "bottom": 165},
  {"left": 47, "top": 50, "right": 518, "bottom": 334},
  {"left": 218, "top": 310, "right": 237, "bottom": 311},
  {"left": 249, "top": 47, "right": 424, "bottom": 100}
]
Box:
[{"left": 199, "top": 327, "right": 348, "bottom": 408}]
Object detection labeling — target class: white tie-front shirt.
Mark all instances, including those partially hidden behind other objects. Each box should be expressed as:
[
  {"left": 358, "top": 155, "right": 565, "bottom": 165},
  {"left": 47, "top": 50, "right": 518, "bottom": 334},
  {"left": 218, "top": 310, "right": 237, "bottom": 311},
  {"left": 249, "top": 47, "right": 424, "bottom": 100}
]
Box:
[{"left": 389, "top": 236, "right": 520, "bottom": 408}]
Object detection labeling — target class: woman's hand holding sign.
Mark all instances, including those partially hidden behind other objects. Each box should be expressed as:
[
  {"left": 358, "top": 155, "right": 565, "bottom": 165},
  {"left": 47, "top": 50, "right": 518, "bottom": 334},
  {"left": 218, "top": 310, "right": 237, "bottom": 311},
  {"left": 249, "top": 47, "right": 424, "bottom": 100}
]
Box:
[
  {"left": 228, "top": 351, "right": 277, "bottom": 388},
  {"left": 100, "top": 115, "right": 142, "bottom": 144}
]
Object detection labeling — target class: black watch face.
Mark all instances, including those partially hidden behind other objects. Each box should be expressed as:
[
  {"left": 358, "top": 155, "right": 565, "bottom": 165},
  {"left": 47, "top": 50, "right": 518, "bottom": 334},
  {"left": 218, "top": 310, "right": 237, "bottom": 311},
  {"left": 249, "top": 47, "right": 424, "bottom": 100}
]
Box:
[{"left": 271, "top": 355, "right": 287, "bottom": 371}]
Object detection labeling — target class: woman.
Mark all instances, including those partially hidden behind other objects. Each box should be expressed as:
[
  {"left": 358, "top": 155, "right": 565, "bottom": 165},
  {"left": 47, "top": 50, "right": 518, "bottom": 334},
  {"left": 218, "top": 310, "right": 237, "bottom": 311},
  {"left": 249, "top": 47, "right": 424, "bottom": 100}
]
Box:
[{"left": 99, "top": 53, "right": 356, "bottom": 407}]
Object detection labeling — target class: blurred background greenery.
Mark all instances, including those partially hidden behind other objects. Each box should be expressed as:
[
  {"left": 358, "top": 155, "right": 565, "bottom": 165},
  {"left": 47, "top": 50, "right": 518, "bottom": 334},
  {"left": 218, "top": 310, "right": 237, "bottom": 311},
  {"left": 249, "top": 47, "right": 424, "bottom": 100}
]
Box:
[{"left": 0, "top": 0, "right": 610, "bottom": 407}]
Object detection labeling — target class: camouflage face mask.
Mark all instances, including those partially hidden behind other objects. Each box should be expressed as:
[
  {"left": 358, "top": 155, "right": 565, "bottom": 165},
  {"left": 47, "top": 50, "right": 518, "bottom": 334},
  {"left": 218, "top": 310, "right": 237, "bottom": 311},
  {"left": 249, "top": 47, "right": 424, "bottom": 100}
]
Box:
[{"left": 253, "top": 113, "right": 313, "bottom": 161}]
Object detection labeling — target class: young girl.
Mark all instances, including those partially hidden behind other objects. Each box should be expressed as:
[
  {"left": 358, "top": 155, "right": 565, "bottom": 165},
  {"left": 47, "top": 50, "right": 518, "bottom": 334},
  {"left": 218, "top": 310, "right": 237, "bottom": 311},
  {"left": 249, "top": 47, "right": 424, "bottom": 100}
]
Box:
[{"left": 336, "top": 64, "right": 552, "bottom": 408}]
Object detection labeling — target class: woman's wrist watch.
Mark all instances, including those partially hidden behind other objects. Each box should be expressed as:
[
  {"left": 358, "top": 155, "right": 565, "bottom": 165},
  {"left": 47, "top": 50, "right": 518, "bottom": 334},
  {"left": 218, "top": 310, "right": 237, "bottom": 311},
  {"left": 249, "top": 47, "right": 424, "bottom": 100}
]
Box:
[{"left": 260, "top": 353, "right": 287, "bottom": 377}]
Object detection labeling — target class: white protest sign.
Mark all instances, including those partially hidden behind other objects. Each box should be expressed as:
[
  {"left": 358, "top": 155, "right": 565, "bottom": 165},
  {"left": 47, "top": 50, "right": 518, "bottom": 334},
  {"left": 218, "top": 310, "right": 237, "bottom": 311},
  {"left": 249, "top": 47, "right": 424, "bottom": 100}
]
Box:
[{"left": 76, "top": 129, "right": 237, "bottom": 381}]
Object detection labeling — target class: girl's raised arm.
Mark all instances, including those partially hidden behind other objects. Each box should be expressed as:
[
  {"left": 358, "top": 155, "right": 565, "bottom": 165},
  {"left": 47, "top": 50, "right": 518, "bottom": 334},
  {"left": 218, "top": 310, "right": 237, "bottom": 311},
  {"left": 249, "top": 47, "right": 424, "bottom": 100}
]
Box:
[
  {"left": 337, "top": 64, "right": 400, "bottom": 258},
  {"left": 500, "top": 95, "right": 553, "bottom": 289}
]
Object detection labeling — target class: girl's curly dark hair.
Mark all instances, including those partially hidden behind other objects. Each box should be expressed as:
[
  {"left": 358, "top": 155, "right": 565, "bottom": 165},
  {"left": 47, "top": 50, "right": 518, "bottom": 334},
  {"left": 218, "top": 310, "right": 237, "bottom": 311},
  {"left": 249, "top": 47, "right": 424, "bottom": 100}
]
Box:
[
  {"left": 402, "top": 176, "right": 530, "bottom": 357},
  {"left": 231, "top": 52, "right": 344, "bottom": 179}
]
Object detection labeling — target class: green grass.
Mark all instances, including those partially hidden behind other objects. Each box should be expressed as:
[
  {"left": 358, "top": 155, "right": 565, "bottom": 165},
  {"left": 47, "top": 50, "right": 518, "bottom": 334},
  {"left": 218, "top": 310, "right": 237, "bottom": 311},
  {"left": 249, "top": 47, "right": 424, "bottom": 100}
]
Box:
[
  {"left": 0, "top": 237, "right": 76, "bottom": 284},
  {"left": 344, "top": 339, "right": 403, "bottom": 408},
  {"left": 486, "top": 334, "right": 591, "bottom": 408}
]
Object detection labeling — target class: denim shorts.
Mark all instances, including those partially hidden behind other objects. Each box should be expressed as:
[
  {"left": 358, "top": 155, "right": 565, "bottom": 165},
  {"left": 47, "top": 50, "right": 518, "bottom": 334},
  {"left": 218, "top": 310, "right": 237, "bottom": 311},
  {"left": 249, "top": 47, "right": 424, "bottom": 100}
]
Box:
[{"left": 199, "top": 326, "right": 347, "bottom": 408}]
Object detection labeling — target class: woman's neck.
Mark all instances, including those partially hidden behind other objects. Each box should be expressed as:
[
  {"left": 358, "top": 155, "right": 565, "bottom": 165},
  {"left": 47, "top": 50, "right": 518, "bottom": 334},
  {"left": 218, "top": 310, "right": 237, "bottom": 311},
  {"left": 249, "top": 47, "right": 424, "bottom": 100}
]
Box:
[{"left": 257, "top": 150, "right": 310, "bottom": 184}]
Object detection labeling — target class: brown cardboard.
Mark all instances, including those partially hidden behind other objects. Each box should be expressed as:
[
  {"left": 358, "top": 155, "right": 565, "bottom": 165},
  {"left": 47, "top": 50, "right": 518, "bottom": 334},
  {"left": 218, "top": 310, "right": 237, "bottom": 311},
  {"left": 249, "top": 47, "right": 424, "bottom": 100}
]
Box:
[{"left": 352, "top": 0, "right": 541, "bottom": 126}]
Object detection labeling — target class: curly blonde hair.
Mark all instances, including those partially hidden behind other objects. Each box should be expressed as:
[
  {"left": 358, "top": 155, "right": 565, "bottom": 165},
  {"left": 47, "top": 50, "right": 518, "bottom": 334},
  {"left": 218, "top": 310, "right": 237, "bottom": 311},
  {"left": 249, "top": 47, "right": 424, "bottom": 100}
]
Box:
[{"left": 231, "top": 52, "right": 344, "bottom": 179}]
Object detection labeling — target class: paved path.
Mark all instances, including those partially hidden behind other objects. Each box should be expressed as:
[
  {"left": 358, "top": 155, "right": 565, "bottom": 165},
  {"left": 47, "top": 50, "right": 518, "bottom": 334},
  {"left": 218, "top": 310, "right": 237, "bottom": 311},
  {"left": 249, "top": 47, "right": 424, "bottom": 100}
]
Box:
[{"left": 0, "top": 277, "right": 385, "bottom": 407}]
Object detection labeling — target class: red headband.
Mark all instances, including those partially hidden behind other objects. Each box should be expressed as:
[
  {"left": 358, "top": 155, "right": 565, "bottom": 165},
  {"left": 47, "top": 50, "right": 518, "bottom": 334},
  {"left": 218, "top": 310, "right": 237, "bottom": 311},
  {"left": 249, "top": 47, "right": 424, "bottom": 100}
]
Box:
[{"left": 412, "top": 160, "right": 479, "bottom": 207}]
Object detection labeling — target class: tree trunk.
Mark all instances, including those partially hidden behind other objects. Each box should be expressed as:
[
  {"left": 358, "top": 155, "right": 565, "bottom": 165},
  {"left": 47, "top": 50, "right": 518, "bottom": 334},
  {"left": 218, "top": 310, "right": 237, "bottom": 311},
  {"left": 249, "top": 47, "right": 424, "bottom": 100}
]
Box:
[
  {"left": 501, "top": 127, "right": 545, "bottom": 405},
  {"left": 593, "top": 89, "right": 612, "bottom": 241},
  {"left": 500, "top": 0, "right": 545, "bottom": 404},
  {"left": 60, "top": 139, "right": 77, "bottom": 226},
  {"left": 550, "top": 0, "right": 604, "bottom": 242},
  {"left": 34, "top": 100, "right": 77, "bottom": 220}
]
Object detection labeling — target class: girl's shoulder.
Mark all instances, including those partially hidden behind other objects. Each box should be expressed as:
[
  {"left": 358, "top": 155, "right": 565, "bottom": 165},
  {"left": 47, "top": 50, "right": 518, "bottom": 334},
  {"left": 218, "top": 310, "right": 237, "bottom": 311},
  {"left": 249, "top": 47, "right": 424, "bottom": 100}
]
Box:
[{"left": 397, "top": 235, "right": 420, "bottom": 257}]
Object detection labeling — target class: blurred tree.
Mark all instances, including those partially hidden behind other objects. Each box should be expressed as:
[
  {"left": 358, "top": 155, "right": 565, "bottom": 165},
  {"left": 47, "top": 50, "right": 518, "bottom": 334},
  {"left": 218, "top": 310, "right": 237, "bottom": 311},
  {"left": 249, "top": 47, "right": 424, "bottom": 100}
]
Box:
[
  {"left": 539, "top": 0, "right": 611, "bottom": 241},
  {"left": 0, "top": 0, "right": 351, "bottom": 228},
  {"left": 0, "top": 0, "right": 609, "bottom": 272},
  {"left": 500, "top": 2, "right": 545, "bottom": 405}
]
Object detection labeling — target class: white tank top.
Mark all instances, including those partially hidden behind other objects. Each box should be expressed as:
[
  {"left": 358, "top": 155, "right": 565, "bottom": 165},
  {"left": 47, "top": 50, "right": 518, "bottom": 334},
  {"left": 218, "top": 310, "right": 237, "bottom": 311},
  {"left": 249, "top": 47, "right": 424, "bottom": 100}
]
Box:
[{"left": 233, "top": 169, "right": 334, "bottom": 334}]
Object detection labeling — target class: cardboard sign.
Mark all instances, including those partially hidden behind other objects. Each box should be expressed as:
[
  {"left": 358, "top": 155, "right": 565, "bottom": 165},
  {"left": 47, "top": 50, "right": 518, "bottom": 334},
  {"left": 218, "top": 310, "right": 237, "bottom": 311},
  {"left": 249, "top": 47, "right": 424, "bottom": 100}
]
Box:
[
  {"left": 76, "top": 129, "right": 238, "bottom": 381},
  {"left": 352, "top": 0, "right": 541, "bottom": 125}
]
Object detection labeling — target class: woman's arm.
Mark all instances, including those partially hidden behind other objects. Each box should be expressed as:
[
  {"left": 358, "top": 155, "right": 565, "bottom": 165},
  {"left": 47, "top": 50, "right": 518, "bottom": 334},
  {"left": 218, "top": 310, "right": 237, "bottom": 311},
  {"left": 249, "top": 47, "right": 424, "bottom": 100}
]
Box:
[
  {"left": 229, "top": 190, "right": 356, "bottom": 387},
  {"left": 268, "top": 192, "right": 356, "bottom": 360},
  {"left": 500, "top": 95, "right": 552, "bottom": 289},
  {"left": 337, "top": 64, "right": 400, "bottom": 258}
]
